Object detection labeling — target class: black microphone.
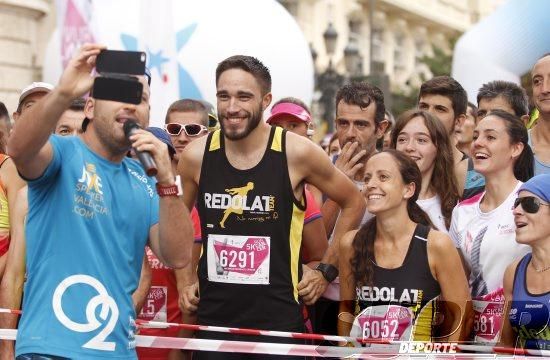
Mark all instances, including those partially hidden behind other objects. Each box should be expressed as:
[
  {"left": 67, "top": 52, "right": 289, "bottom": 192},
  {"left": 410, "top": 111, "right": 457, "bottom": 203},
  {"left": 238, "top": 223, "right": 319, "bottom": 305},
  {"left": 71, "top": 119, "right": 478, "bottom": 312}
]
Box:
[{"left": 123, "top": 120, "right": 158, "bottom": 177}]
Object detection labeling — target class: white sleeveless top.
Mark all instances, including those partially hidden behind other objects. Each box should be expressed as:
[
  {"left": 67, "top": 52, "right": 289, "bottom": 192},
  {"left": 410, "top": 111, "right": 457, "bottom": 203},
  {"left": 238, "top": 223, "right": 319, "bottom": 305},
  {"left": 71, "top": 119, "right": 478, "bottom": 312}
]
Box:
[{"left": 417, "top": 195, "right": 448, "bottom": 234}]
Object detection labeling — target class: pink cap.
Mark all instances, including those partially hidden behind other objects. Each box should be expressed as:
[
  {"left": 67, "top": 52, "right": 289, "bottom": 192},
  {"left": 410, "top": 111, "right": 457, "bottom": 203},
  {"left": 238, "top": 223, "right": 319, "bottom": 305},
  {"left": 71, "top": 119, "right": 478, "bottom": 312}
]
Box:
[{"left": 267, "top": 102, "right": 311, "bottom": 124}]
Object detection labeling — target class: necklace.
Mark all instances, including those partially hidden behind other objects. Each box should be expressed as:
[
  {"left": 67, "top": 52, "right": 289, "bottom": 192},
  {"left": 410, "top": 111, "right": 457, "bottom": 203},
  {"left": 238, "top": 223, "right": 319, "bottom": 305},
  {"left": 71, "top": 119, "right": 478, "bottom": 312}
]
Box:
[{"left": 531, "top": 262, "right": 550, "bottom": 273}]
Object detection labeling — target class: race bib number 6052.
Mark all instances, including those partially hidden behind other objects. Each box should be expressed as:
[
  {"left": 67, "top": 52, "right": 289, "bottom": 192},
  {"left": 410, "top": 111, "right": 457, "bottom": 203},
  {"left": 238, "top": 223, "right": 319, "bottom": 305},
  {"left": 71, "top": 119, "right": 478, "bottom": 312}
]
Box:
[{"left": 207, "top": 234, "right": 270, "bottom": 285}]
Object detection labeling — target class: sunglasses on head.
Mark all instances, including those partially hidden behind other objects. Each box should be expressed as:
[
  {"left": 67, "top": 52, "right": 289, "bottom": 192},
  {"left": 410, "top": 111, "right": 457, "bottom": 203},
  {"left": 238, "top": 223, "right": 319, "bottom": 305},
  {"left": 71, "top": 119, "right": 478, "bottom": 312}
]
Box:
[
  {"left": 164, "top": 123, "right": 207, "bottom": 137},
  {"left": 513, "top": 196, "right": 550, "bottom": 214}
]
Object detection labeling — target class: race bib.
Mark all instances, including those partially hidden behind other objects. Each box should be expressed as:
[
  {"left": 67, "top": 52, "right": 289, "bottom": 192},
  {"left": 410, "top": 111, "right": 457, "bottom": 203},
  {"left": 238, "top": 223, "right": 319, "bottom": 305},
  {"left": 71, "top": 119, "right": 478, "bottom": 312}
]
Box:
[
  {"left": 350, "top": 305, "right": 414, "bottom": 343},
  {"left": 140, "top": 286, "right": 168, "bottom": 322},
  {"left": 472, "top": 294, "right": 504, "bottom": 344},
  {"left": 207, "top": 234, "right": 270, "bottom": 285}
]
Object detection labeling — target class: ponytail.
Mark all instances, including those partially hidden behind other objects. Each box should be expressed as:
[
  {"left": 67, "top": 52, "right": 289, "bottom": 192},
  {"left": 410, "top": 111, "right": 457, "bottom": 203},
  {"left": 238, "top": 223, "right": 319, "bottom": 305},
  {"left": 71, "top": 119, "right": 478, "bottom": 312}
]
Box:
[
  {"left": 514, "top": 142, "right": 534, "bottom": 182},
  {"left": 489, "top": 109, "right": 534, "bottom": 182}
]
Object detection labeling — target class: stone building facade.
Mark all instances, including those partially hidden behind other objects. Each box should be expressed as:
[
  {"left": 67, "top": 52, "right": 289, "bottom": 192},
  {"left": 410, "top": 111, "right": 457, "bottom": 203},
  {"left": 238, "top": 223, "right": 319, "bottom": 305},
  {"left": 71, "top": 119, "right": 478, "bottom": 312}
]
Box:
[
  {"left": 279, "top": 0, "right": 503, "bottom": 92},
  {"left": 0, "top": 0, "right": 55, "bottom": 115},
  {"left": 0, "top": 0, "right": 504, "bottom": 116}
]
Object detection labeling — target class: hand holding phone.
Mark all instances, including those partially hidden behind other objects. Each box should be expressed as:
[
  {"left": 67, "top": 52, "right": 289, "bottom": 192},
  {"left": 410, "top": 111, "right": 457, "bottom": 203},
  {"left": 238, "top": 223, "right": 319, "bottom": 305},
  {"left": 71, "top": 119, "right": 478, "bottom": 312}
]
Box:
[
  {"left": 96, "top": 50, "right": 146, "bottom": 75},
  {"left": 57, "top": 43, "right": 106, "bottom": 99},
  {"left": 93, "top": 50, "right": 147, "bottom": 104}
]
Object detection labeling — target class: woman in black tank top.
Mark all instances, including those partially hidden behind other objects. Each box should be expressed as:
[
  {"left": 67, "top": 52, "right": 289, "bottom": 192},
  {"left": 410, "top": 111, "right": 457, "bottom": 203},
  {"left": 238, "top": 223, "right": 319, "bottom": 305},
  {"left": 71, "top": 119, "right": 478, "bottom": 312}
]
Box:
[{"left": 338, "top": 150, "right": 471, "bottom": 345}]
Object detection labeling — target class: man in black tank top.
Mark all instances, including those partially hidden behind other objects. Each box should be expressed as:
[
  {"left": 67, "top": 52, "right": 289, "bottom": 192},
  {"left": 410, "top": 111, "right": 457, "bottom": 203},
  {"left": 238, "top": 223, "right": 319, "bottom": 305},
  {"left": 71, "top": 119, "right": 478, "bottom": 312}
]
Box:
[{"left": 177, "top": 55, "right": 366, "bottom": 359}]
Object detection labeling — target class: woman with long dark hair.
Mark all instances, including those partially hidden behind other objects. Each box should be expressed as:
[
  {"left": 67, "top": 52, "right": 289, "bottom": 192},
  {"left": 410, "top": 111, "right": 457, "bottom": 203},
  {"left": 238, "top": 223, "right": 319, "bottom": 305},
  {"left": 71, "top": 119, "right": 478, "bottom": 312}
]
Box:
[
  {"left": 449, "top": 109, "right": 534, "bottom": 344},
  {"left": 338, "top": 150, "right": 469, "bottom": 343},
  {"left": 392, "top": 110, "right": 459, "bottom": 232}
]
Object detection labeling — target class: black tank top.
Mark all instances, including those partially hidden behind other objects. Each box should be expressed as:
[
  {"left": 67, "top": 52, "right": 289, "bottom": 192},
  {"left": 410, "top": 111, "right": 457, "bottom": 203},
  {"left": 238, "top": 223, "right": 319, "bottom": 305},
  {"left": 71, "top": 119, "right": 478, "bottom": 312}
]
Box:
[
  {"left": 197, "top": 127, "right": 306, "bottom": 330},
  {"left": 354, "top": 224, "right": 441, "bottom": 341}
]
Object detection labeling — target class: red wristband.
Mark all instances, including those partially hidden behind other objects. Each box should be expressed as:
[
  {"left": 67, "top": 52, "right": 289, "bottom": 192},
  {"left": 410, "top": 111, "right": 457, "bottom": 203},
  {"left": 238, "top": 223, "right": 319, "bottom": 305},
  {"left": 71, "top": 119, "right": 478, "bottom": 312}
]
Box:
[
  {"left": 156, "top": 176, "right": 182, "bottom": 197},
  {"left": 156, "top": 183, "right": 178, "bottom": 197}
]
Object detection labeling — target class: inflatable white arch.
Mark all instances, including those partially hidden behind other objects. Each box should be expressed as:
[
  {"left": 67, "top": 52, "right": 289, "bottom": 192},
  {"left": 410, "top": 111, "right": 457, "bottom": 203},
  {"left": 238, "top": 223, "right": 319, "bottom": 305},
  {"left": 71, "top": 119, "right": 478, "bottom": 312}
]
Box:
[
  {"left": 44, "top": 0, "right": 314, "bottom": 128},
  {"left": 452, "top": 0, "right": 550, "bottom": 102}
]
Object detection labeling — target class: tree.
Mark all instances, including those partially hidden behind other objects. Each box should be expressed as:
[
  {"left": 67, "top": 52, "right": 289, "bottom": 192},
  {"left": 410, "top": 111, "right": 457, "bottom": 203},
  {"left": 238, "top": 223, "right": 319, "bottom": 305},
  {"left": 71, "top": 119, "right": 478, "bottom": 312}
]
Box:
[
  {"left": 389, "top": 38, "right": 457, "bottom": 116},
  {"left": 419, "top": 37, "right": 457, "bottom": 77}
]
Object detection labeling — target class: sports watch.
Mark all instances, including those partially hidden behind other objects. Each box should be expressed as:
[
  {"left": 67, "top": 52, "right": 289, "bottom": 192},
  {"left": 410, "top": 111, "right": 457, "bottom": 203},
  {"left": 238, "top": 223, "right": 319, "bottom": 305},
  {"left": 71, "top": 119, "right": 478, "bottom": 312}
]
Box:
[{"left": 315, "top": 263, "right": 339, "bottom": 283}]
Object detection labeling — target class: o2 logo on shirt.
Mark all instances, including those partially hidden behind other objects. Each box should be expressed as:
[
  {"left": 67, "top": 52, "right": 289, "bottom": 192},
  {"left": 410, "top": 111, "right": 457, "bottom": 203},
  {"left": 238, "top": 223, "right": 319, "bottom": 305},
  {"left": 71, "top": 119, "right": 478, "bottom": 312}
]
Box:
[{"left": 52, "top": 274, "right": 119, "bottom": 351}]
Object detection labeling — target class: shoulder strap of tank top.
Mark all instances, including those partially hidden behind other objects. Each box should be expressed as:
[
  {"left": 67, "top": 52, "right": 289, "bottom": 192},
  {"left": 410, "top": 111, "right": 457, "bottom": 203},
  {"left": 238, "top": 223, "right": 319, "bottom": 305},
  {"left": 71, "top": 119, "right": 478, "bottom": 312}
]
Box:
[
  {"left": 0, "top": 154, "right": 9, "bottom": 168},
  {"left": 512, "top": 253, "right": 531, "bottom": 290},
  {"left": 270, "top": 126, "right": 284, "bottom": 153},
  {"left": 413, "top": 223, "right": 430, "bottom": 242},
  {"left": 0, "top": 154, "right": 8, "bottom": 195},
  {"left": 199, "top": 131, "right": 219, "bottom": 186},
  {"left": 207, "top": 130, "right": 221, "bottom": 152}
]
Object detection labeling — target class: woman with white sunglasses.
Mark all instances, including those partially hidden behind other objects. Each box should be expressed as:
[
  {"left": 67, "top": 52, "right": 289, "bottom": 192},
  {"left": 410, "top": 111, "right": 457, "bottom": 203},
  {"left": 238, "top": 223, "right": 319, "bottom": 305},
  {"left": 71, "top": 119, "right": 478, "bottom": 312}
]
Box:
[{"left": 500, "top": 174, "right": 550, "bottom": 350}]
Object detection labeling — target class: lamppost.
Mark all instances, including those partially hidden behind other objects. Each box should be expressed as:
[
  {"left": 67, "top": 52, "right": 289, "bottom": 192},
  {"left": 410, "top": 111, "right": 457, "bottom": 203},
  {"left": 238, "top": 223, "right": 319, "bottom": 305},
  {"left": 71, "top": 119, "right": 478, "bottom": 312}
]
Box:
[
  {"left": 311, "top": 0, "right": 391, "bottom": 134},
  {"left": 315, "top": 22, "right": 344, "bottom": 133},
  {"left": 313, "top": 20, "right": 387, "bottom": 134},
  {"left": 364, "top": 0, "right": 391, "bottom": 110},
  {"left": 343, "top": 35, "right": 363, "bottom": 82}
]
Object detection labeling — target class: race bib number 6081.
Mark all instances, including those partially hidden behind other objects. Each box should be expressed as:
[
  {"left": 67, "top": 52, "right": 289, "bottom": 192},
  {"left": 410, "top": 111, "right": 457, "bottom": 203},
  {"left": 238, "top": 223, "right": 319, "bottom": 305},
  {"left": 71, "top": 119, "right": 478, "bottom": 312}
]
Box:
[{"left": 207, "top": 234, "right": 270, "bottom": 285}]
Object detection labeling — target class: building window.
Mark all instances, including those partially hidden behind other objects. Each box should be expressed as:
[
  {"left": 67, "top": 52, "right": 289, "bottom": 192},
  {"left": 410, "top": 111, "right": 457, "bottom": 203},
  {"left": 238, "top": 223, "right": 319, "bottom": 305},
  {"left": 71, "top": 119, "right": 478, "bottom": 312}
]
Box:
[
  {"left": 414, "top": 39, "right": 425, "bottom": 66},
  {"left": 394, "top": 33, "right": 405, "bottom": 69},
  {"left": 372, "top": 28, "right": 384, "bottom": 62}
]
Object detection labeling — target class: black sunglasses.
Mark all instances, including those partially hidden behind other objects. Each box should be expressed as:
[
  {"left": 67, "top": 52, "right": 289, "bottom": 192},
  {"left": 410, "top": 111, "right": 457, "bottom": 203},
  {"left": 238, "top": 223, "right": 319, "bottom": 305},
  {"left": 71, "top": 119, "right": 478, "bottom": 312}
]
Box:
[
  {"left": 164, "top": 123, "right": 207, "bottom": 137},
  {"left": 513, "top": 196, "right": 550, "bottom": 214}
]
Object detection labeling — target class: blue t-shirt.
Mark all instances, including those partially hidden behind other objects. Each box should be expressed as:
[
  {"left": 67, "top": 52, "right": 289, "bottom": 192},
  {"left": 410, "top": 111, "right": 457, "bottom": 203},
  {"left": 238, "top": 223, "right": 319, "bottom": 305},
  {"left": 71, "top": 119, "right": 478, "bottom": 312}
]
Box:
[{"left": 16, "top": 135, "right": 159, "bottom": 359}]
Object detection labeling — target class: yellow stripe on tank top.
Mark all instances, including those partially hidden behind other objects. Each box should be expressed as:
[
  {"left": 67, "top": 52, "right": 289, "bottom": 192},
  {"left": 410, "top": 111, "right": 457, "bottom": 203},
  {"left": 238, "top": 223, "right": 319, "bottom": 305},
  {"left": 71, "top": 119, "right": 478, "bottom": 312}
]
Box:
[
  {"left": 412, "top": 297, "right": 437, "bottom": 342},
  {"left": 0, "top": 154, "right": 10, "bottom": 230},
  {"left": 289, "top": 203, "right": 305, "bottom": 302},
  {"left": 209, "top": 130, "right": 221, "bottom": 151},
  {"left": 271, "top": 127, "right": 283, "bottom": 152}
]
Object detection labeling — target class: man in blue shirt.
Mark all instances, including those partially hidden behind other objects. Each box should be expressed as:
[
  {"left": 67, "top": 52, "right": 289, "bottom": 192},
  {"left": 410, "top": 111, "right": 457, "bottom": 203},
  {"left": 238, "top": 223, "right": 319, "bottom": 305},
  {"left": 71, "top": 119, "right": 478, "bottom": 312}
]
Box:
[{"left": 7, "top": 44, "right": 193, "bottom": 359}]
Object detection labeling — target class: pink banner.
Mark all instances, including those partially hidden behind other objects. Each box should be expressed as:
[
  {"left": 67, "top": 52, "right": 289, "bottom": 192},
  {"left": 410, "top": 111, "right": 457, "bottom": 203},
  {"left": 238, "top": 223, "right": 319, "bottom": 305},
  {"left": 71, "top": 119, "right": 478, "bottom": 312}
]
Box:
[{"left": 60, "top": 0, "right": 95, "bottom": 68}]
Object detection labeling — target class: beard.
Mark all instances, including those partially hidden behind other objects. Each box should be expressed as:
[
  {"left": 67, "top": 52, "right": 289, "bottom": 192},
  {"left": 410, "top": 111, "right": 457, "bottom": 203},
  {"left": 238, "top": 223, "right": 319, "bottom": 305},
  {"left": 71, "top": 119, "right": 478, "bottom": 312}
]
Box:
[
  {"left": 219, "top": 103, "right": 263, "bottom": 141},
  {"left": 91, "top": 114, "right": 132, "bottom": 156}
]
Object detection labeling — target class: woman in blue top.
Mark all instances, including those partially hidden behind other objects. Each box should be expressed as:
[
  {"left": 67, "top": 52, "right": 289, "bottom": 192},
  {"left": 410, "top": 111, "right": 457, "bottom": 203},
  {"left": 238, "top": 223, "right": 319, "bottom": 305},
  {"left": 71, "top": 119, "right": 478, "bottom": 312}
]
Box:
[{"left": 501, "top": 174, "right": 550, "bottom": 350}]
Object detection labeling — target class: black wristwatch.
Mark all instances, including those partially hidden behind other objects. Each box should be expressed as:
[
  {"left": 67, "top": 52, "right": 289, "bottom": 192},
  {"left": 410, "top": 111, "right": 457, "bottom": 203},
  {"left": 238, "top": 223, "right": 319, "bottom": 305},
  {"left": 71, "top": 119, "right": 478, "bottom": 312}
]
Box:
[{"left": 315, "top": 263, "right": 339, "bottom": 282}]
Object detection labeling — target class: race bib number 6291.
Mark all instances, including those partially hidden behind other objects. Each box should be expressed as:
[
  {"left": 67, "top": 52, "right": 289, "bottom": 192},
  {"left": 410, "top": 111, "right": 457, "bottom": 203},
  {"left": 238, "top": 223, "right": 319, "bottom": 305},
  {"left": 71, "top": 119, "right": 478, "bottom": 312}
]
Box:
[{"left": 207, "top": 234, "right": 270, "bottom": 285}]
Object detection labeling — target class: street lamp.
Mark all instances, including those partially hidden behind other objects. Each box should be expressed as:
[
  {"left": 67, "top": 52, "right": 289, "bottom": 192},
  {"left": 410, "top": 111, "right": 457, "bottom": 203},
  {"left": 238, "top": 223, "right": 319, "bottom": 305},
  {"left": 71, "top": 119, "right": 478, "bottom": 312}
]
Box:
[
  {"left": 323, "top": 22, "right": 338, "bottom": 58},
  {"left": 309, "top": 43, "right": 318, "bottom": 66},
  {"left": 315, "top": 22, "right": 344, "bottom": 133},
  {"left": 343, "top": 39, "right": 360, "bottom": 78}
]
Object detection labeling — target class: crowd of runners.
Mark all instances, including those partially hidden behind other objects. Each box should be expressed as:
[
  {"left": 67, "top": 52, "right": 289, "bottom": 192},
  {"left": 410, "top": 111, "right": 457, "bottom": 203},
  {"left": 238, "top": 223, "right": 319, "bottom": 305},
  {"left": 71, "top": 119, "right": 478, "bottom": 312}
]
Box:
[{"left": 0, "top": 44, "right": 548, "bottom": 359}]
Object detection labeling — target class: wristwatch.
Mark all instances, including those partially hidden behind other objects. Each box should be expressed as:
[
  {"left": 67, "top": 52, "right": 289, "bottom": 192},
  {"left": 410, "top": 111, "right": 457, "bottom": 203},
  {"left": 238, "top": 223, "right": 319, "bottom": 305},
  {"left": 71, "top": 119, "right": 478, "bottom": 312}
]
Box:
[
  {"left": 315, "top": 263, "right": 339, "bottom": 283},
  {"left": 156, "top": 175, "right": 183, "bottom": 197}
]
